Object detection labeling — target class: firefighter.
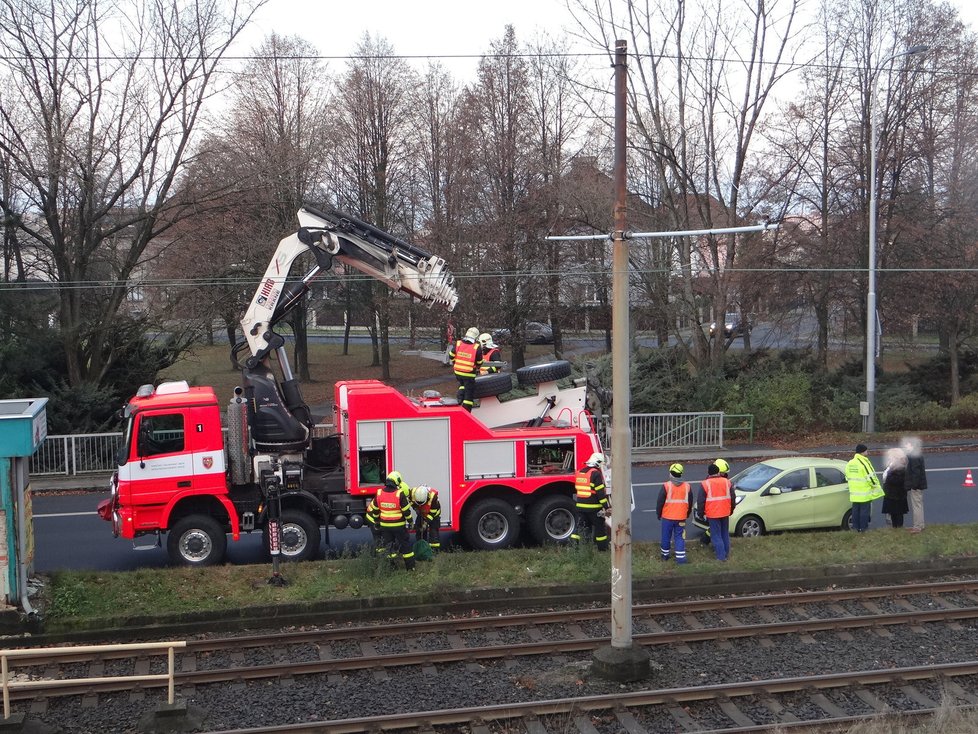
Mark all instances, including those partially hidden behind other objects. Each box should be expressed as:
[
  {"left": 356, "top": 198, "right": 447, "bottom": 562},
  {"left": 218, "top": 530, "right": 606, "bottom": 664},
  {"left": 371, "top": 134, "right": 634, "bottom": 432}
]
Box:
[
  {"left": 656, "top": 463, "right": 692, "bottom": 564},
  {"left": 366, "top": 471, "right": 416, "bottom": 570},
  {"left": 478, "top": 333, "right": 502, "bottom": 374},
  {"left": 411, "top": 484, "right": 442, "bottom": 551},
  {"left": 570, "top": 452, "right": 610, "bottom": 551},
  {"left": 698, "top": 463, "right": 735, "bottom": 561},
  {"left": 449, "top": 327, "right": 484, "bottom": 411}
]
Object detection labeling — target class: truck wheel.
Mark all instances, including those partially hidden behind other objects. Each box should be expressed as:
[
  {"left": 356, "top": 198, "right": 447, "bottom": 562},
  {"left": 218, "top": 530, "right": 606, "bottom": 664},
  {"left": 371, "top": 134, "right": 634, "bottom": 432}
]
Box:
[
  {"left": 527, "top": 494, "right": 576, "bottom": 544},
  {"left": 463, "top": 498, "right": 519, "bottom": 551},
  {"left": 516, "top": 360, "right": 572, "bottom": 387},
  {"left": 473, "top": 372, "right": 512, "bottom": 399},
  {"left": 167, "top": 515, "right": 227, "bottom": 567},
  {"left": 264, "top": 509, "right": 321, "bottom": 562}
]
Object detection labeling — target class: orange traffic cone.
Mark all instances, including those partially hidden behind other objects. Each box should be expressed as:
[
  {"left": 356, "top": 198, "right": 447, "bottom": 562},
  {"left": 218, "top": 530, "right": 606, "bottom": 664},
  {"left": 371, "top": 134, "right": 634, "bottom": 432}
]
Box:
[{"left": 964, "top": 469, "right": 976, "bottom": 488}]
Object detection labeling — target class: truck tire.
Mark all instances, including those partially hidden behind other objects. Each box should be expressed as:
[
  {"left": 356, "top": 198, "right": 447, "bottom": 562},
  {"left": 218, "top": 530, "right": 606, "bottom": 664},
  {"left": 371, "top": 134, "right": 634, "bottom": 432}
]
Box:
[
  {"left": 516, "top": 360, "right": 572, "bottom": 387},
  {"left": 264, "top": 509, "right": 321, "bottom": 562},
  {"left": 167, "top": 515, "right": 227, "bottom": 567},
  {"left": 462, "top": 498, "right": 520, "bottom": 551},
  {"left": 473, "top": 372, "right": 512, "bottom": 399},
  {"left": 527, "top": 494, "right": 576, "bottom": 545}
]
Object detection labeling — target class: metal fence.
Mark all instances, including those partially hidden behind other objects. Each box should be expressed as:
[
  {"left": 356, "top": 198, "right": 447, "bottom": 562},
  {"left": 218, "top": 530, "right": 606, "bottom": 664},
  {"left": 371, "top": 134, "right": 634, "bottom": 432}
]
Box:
[
  {"left": 30, "top": 432, "right": 123, "bottom": 476},
  {"left": 598, "top": 412, "right": 727, "bottom": 451}
]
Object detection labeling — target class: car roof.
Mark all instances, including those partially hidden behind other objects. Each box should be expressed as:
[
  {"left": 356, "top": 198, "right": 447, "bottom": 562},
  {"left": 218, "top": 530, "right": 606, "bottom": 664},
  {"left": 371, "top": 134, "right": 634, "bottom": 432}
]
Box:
[{"left": 752, "top": 457, "right": 848, "bottom": 471}]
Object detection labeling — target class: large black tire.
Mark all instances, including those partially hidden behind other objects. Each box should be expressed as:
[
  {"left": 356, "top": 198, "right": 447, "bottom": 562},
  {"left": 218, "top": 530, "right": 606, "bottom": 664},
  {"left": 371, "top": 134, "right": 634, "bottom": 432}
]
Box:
[
  {"left": 516, "top": 360, "right": 572, "bottom": 387},
  {"left": 473, "top": 372, "right": 513, "bottom": 399},
  {"left": 462, "top": 497, "right": 520, "bottom": 550},
  {"left": 263, "top": 509, "right": 321, "bottom": 562},
  {"left": 735, "top": 514, "right": 765, "bottom": 538},
  {"left": 167, "top": 515, "right": 227, "bottom": 567},
  {"left": 527, "top": 494, "right": 576, "bottom": 545}
]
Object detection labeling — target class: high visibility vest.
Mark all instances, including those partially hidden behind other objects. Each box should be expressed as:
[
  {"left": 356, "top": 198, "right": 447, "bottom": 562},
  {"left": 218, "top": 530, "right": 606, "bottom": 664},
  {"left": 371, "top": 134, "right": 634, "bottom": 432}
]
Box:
[
  {"left": 376, "top": 486, "right": 409, "bottom": 527},
  {"left": 846, "top": 454, "right": 883, "bottom": 503},
  {"left": 702, "top": 476, "right": 732, "bottom": 518},
  {"left": 480, "top": 347, "right": 501, "bottom": 374},
  {"left": 452, "top": 340, "right": 479, "bottom": 377},
  {"left": 574, "top": 467, "right": 606, "bottom": 508},
  {"left": 662, "top": 481, "right": 691, "bottom": 520}
]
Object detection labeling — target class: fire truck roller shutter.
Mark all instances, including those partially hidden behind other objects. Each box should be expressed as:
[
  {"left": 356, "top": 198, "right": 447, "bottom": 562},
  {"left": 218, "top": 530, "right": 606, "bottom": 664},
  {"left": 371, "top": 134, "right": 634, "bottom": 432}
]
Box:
[
  {"left": 472, "top": 372, "right": 512, "bottom": 399},
  {"left": 516, "top": 360, "right": 572, "bottom": 387}
]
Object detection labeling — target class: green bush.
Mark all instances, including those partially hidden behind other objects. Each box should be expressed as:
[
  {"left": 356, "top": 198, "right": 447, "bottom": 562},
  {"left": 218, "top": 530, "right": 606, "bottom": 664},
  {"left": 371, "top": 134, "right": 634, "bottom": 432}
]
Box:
[
  {"left": 950, "top": 393, "right": 978, "bottom": 429},
  {"left": 878, "top": 400, "right": 951, "bottom": 432}
]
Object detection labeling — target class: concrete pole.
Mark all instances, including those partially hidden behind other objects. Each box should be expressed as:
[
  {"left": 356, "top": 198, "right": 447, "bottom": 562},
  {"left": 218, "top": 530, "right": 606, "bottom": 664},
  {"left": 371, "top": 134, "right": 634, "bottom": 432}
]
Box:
[{"left": 591, "top": 39, "right": 650, "bottom": 683}]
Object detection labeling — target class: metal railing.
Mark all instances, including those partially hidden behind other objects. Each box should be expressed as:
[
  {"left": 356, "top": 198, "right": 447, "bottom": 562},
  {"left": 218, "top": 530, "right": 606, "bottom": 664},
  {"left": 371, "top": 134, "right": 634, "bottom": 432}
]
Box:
[
  {"left": 1, "top": 640, "right": 186, "bottom": 719},
  {"left": 598, "top": 412, "right": 736, "bottom": 451},
  {"left": 30, "top": 432, "right": 123, "bottom": 476}
]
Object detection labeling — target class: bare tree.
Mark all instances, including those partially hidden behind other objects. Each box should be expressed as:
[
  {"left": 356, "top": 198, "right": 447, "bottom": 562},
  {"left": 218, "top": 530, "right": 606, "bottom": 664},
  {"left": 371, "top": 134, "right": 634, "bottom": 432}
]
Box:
[{"left": 0, "top": 0, "right": 264, "bottom": 388}]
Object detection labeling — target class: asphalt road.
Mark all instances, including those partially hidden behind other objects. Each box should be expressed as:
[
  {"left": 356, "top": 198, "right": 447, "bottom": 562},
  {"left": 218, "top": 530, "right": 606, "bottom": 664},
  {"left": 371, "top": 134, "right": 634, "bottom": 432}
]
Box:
[{"left": 30, "top": 448, "right": 978, "bottom": 573}]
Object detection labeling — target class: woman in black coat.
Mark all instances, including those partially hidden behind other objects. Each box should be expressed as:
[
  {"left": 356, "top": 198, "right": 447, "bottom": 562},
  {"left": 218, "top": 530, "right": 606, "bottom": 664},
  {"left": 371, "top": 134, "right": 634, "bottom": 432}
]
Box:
[{"left": 881, "top": 448, "right": 909, "bottom": 528}]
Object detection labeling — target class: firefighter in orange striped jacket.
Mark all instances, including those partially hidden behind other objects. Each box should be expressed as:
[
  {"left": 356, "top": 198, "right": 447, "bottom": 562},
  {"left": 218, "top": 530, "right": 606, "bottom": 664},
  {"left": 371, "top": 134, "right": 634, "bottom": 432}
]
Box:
[
  {"left": 697, "top": 463, "right": 735, "bottom": 561},
  {"left": 570, "top": 452, "right": 609, "bottom": 551},
  {"left": 656, "top": 463, "right": 692, "bottom": 564},
  {"left": 448, "top": 327, "right": 484, "bottom": 412},
  {"left": 366, "top": 471, "right": 416, "bottom": 570}
]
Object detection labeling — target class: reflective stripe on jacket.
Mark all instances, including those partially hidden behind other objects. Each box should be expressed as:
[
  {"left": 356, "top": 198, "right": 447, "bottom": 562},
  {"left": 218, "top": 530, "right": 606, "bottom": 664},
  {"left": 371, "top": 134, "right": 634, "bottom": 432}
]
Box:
[
  {"left": 480, "top": 347, "right": 501, "bottom": 374},
  {"left": 846, "top": 453, "right": 883, "bottom": 503},
  {"left": 702, "top": 476, "right": 733, "bottom": 518},
  {"left": 661, "top": 481, "right": 691, "bottom": 520},
  {"left": 414, "top": 490, "right": 442, "bottom": 521},
  {"left": 451, "top": 340, "right": 480, "bottom": 377},
  {"left": 574, "top": 467, "right": 607, "bottom": 508}
]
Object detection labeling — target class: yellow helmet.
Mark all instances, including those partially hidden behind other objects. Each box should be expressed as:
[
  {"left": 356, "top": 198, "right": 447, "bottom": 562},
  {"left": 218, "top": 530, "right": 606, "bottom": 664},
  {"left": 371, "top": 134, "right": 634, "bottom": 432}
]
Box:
[
  {"left": 669, "top": 463, "right": 684, "bottom": 477},
  {"left": 385, "top": 471, "right": 403, "bottom": 488},
  {"left": 715, "top": 458, "right": 730, "bottom": 474}
]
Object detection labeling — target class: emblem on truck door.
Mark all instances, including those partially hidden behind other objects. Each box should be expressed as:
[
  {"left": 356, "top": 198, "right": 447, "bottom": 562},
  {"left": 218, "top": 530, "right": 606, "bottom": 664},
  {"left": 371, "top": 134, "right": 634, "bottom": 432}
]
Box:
[{"left": 202, "top": 457, "right": 214, "bottom": 469}]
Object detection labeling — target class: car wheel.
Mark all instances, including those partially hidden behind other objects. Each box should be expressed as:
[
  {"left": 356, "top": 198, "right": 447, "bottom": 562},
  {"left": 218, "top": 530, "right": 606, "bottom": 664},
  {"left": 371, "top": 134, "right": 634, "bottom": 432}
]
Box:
[
  {"left": 167, "top": 515, "right": 227, "bottom": 567},
  {"left": 527, "top": 494, "right": 576, "bottom": 544},
  {"left": 473, "top": 372, "right": 513, "bottom": 398},
  {"left": 841, "top": 509, "right": 853, "bottom": 530},
  {"left": 735, "top": 515, "right": 765, "bottom": 538},
  {"left": 263, "top": 509, "right": 321, "bottom": 562},
  {"left": 463, "top": 497, "right": 520, "bottom": 550},
  {"left": 516, "top": 360, "right": 572, "bottom": 386}
]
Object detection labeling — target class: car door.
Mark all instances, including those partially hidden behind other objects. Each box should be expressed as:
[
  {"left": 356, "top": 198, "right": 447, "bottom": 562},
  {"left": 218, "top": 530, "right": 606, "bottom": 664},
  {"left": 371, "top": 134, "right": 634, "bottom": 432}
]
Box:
[
  {"left": 761, "top": 468, "right": 815, "bottom": 530},
  {"left": 809, "top": 465, "right": 849, "bottom": 527}
]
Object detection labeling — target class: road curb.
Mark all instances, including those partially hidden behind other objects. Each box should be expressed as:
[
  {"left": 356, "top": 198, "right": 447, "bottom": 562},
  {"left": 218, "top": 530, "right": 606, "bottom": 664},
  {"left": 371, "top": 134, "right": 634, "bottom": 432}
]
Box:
[{"left": 22, "top": 556, "right": 978, "bottom": 644}]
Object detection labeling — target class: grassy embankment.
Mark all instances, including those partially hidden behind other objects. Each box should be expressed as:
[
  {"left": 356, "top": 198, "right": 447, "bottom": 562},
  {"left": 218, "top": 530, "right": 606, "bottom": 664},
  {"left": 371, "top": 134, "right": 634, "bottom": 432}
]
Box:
[{"left": 42, "top": 524, "right": 978, "bottom": 625}]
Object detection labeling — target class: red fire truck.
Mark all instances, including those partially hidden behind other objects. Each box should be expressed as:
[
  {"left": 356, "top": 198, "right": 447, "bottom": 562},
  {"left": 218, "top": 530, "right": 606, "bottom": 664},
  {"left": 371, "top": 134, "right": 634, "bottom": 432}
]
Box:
[{"left": 97, "top": 205, "right": 604, "bottom": 566}]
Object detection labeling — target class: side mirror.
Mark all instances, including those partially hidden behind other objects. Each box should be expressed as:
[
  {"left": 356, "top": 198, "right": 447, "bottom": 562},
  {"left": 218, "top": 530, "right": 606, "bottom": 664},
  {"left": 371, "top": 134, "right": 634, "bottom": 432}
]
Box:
[{"left": 767, "top": 486, "right": 783, "bottom": 496}]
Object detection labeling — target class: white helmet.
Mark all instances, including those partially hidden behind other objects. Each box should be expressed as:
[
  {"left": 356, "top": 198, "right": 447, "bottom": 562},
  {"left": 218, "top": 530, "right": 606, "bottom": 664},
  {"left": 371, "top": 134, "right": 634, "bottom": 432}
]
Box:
[
  {"left": 478, "top": 333, "right": 496, "bottom": 349},
  {"left": 464, "top": 326, "right": 480, "bottom": 341},
  {"left": 586, "top": 452, "right": 606, "bottom": 468},
  {"left": 412, "top": 485, "right": 431, "bottom": 504}
]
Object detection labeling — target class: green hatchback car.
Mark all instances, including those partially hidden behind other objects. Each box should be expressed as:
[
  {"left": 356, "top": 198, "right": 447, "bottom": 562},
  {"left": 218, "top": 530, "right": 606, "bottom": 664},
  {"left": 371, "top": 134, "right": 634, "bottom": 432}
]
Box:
[{"left": 692, "top": 457, "right": 853, "bottom": 538}]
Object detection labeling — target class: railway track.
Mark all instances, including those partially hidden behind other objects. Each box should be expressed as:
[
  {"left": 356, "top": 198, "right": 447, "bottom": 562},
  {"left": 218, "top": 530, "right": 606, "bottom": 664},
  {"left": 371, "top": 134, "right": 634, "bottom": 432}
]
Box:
[{"left": 6, "top": 578, "right": 978, "bottom": 732}]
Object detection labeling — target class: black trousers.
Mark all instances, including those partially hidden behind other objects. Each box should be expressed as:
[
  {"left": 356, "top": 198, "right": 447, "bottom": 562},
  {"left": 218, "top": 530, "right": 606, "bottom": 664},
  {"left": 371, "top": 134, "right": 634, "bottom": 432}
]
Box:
[
  {"left": 380, "top": 526, "right": 415, "bottom": 570},
  {"left": 455, "top": 375, "right": 475, "bottom": 411},
  {"left": 572, "top": 507, "right": 609, "bottom": 550}
]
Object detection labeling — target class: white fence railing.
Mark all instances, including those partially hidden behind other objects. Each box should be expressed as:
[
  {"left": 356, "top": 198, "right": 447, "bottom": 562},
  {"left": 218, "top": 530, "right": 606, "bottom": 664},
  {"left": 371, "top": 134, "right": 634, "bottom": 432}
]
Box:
[{"left": 30, "top": 432, "right": 123, "bottom": 476}]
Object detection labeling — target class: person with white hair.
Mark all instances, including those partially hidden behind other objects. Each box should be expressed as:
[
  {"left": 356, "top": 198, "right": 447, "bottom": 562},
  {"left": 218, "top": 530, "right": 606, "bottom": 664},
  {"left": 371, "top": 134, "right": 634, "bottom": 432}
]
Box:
[
  {"left": 881, "top": 447, "right": 909, "bottom": 528},
  {"left": 903, "top": 437, "right": 928, "bottom": 533}
]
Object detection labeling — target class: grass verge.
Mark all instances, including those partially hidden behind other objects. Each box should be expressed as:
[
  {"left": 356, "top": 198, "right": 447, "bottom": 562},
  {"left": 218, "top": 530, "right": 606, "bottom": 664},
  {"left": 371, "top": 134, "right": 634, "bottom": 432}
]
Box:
[{"left": 40, "top": 524, "right": 978, "bottom": 626}]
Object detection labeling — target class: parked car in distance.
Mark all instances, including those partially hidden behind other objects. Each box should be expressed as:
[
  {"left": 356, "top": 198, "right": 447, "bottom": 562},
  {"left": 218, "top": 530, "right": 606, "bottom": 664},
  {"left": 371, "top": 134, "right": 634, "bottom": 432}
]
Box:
[
  {"left": 692, "top": 457, "right": 852, "bottom": 538},
  {"left": 491, "top": 321, "right": 554, "bottom": 345},
  {"left": 710, "top": 312, "right": 750, "bottom": 338}
]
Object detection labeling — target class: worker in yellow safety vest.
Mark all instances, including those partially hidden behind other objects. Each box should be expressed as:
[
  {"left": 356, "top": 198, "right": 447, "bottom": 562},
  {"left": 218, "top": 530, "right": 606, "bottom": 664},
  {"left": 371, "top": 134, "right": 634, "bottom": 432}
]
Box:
[{"left": 846, "top": 444, "right": 883, "bottom": 532}]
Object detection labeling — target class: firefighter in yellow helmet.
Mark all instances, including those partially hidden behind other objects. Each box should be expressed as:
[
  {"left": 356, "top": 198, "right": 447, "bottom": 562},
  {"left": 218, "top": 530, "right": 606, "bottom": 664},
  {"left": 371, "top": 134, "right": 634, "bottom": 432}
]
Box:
[
  {"left": 410, "top": 484, "right": 442, "bottom": 551},
  {"left": 366, "top": 471, "right": 415, "bottom": 570},
  {"left": 448, "top": 327, "right": 484, "bottom": 411},
  {"left": 570, "top": 452, "right": 609, "bottom": 551},
  {"left": 656, "top": 463, "right": 692, "bottom": 564}
]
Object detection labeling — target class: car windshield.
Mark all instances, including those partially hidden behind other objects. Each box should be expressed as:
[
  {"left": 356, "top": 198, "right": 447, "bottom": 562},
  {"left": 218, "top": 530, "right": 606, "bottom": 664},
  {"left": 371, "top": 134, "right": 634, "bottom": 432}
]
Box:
[{"left": 731, "top": 462, "right": 781, "bottom": 493}]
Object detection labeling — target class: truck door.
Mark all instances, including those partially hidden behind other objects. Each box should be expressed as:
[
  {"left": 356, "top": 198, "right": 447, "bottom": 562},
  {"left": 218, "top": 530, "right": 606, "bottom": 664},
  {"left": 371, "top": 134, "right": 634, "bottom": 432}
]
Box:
[
  {"left": 120, "top": 411, "right": 195, "bottom": 504},
  {"left": 391, "top": 418, "right": 452, "bottom": 524}
]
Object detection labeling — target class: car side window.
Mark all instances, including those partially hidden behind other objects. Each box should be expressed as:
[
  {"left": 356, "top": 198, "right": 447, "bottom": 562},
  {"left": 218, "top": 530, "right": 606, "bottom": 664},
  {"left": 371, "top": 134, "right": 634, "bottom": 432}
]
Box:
[
  {"left": 776, "top": 469, "right": 810, "bottom": 493},
  {"left": 138, "top": 413, "right": 185, "bottom": 457},
  {"left": 814, "top": 467, "right": 846, "bottom": 488}
]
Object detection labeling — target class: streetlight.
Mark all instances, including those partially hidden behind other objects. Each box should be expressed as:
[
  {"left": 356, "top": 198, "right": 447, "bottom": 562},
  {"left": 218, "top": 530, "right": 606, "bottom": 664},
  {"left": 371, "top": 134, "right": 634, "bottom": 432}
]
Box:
[{"left": 864, "top": 43, "right": 929, "bottom": 433}]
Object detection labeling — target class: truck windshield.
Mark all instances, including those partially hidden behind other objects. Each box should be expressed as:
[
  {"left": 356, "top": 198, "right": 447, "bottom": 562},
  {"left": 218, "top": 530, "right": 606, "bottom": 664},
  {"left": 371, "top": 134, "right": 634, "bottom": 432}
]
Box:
[{"left": 118, "top": 415, "right": 134, "bottom": 467}]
